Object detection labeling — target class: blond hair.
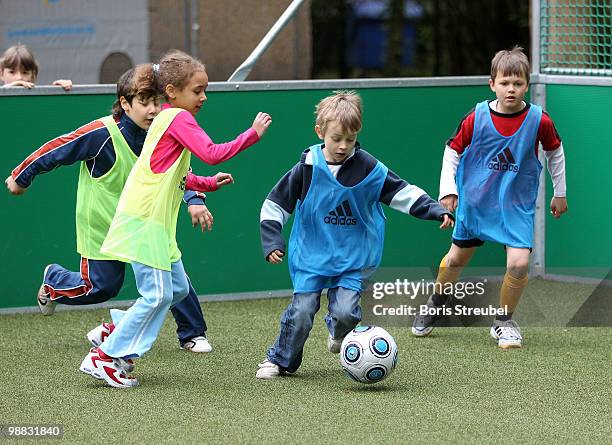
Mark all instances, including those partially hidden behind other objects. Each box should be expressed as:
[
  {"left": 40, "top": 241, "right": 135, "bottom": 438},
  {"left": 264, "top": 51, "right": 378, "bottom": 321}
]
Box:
[
  {"left": 156, "top": 49, "right": 206, "bottom": 99},
  {"left": 315, "top": 90, "right": 363, "bottom": 134},
  {"left": 490, "top": 46, "right": 530, "bottom": 83}
]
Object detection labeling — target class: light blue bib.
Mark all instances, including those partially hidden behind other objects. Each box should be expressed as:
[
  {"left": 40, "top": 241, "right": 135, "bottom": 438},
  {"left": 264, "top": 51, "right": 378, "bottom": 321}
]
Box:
[
  {"left": 288, "top": 145, "right": 388, "bottom": 292},
  {"left": 453, "top": 101, "right": 543, "bottom": 248}
]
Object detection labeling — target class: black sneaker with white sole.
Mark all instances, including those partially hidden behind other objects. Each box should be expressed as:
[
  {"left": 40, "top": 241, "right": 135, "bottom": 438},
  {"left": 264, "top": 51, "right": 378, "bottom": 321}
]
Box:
[
  {"left": 411, "top": 294, "right": 452, "bottom": 337},
  {"left": 37, "top": 265, "right": 55, "bottom": 316}
]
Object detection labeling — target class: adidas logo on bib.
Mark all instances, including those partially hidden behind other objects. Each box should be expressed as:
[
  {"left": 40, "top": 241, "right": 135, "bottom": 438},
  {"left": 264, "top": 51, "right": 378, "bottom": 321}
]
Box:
[
  {"left": 324, "top": 200, "right": 357, "bottom": 226},
  {"left": 488, "top": 147, "right": 519, "bottom": 173}
]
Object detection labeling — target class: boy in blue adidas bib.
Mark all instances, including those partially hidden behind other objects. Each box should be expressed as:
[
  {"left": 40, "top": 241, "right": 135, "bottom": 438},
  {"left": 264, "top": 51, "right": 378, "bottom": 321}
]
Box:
[
  {"left": 412, "top": 47, "right": 568, "bottom": 348},
  {"left": 256, "top": 91, "right": 453, "bottom": 379}
]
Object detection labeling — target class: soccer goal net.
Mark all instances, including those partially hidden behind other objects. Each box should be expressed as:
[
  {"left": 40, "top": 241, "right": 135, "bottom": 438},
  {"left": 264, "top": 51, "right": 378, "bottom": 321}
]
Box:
[{"left": 540, "top": 0, "right": 612, "bottom": 75}]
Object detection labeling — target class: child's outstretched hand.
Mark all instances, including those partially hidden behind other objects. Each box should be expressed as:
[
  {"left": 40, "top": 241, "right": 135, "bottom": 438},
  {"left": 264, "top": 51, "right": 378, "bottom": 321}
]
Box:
[
  {"left": 439, "top": 214, "right": 454, "bottom": 229},
  {"left": 440, "top": 194, "right": 458, "bottom": 212},
  {"left": 188, "top": 204, "right": 213, "bottom": 232},
  {"left": 214, "top": 172, "right": 234, "bottom": 189},
  {"left": 252, "top": 112, "right": 272, "bottom": 138},
  {"left": 550, "top": 197, "right": 568, "bottom": 218},
  {"left": 5, "top": 176, "right": 26, "bottom": 195},
  {"left": 267, "top": 249, "right": 284, "bottom": 264}
]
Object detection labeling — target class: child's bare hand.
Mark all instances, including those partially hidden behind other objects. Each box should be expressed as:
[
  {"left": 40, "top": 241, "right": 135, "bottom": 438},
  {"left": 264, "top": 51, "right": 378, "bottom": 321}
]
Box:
[
  {"left": 267, "top": 249, "right": 284, "bottom": 264},
  {"left": 215, "top": 172, "right": 234, "bottom": 189},
  {"left": 53, "top": 79, "right": 73, "bottom": 91},
  {"left": 3, "top": 80, "right": 34, "bottom": 89},
  {"left": 550, "top": 197, "right": 568, "bottom": 218},
  {"left": 440, "top": 194, "right": 458, "bottom": 212},
  {"left": 188, "top": 204, "right": 213, "bottom": 232},
  {"left": 252, "top": 112, "right": 272, "bottom": 138},
  {"left": 439, "top": 214, "right": 454, "bottom": 229},
  {"left": 5, "top": 176, "right": 26, "bottom": 195}
]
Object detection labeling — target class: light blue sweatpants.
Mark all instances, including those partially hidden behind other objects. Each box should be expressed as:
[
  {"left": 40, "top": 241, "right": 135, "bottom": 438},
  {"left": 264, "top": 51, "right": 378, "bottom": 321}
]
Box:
[{"left": 99, "top": 260, "right": 190, "bottom": 359}]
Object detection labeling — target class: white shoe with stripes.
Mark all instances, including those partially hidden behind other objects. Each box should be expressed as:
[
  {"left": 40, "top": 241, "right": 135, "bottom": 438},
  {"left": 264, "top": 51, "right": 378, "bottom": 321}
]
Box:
[{"left": 490, "top": 319, "right": 523, "bottom": 349}]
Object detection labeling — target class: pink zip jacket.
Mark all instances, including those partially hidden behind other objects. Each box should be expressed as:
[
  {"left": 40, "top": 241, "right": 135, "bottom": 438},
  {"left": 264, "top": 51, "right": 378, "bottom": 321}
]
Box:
[{"left": 151, "top": 104, "right": 259, "bottom": 191}]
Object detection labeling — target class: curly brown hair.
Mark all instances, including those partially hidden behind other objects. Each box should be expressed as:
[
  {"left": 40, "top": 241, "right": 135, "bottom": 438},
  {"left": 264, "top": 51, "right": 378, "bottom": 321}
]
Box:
[{"left": 156, "top": 49, "right": 206, "bottom": 99}]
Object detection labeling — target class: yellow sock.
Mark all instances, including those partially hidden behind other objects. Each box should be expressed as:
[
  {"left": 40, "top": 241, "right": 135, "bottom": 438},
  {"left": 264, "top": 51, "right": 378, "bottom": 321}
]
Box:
[
  {"left": 435, "top": 255, "right": 463, "bottom": 296},
  {"left": 499, "top": 272, "right": 529, "bottom": 315}
]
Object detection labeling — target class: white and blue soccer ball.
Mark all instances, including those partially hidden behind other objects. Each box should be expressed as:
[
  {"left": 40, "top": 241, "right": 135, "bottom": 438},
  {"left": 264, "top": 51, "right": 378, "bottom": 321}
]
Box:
[{"left": 340, "top": 325, "right": 398, "bottom": 384}]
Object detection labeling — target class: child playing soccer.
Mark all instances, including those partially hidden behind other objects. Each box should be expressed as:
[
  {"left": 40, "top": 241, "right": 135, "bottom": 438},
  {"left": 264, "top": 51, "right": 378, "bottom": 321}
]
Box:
[
  {"left": 412, "top": 47, "right": 568, "bottom": 348},
  {"left": 256, "top": 90, "right": 453, "bottom": 379},
  {"left": 1, "top": 44, "right": 72, "bottom": 90},
  {"left": 82, "top": 50, "right": 271, "bottom": 388},
  {"left": 5, "top": 64, "right": 216, "bottom": 354}
]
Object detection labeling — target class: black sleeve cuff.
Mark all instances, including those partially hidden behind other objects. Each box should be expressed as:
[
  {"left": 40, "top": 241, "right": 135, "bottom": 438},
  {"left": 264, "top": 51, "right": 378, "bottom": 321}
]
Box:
[
  {"left": 261, "top": 220, "right": 286, "bottom": 260},
  {"left": 14, "top": 176, "right": 30, "bottom": 188},
  {"left": 409, "top": 194, "right": 454, "bottom": 221}
]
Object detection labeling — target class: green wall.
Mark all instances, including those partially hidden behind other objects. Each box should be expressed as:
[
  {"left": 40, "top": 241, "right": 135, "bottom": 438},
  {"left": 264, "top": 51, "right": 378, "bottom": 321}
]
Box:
[
  {"left": 0, "top": 85, "right": 515, "bottom": 309},
  {"left": 544, "top": 84, "right": 612, "bottom": 271}
]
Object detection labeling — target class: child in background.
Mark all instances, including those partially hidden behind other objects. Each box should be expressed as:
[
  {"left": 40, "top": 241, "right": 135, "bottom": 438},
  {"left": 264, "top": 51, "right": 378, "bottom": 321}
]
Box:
[
  {"left": 6, "top": 64, "right": 216, "bottom": 354},
  {"left": 82, "top": 50, "right": 271, "bottom": 388},
  {"left": 257, "top": 90, "right": 452, "bottom": 379},
  {"left": 0, "top": 44, "right": 72, "bottom": 90},
  {"left": 412, "top": 47, "right": 568, "bottom": 348}
]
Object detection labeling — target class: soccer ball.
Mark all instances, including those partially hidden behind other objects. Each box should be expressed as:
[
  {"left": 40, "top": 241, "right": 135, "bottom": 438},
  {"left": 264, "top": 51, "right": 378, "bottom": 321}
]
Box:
[{"left": 340, "top": 325, "right": 398, "bottom": 384}]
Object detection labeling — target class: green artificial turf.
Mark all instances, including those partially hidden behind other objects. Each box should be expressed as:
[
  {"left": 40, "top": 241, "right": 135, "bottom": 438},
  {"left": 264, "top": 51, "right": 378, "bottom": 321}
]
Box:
[{"left": 0, "top": 296, "right": 610, "bottom": 444}]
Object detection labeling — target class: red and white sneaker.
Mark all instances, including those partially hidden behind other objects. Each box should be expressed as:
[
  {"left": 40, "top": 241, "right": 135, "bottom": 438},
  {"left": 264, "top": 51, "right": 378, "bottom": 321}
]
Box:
[
  {"left": 79, "top": 348, "right": 138, "bottom": 388},
  {"left": 79, "top": 347, "right": 105, "bottom": 379},
  {"left": 86, "top": 322, "right": 115, "bottom": 347},
  {"left": 80, "top": 346, "right": 135, "bottom": 374}
]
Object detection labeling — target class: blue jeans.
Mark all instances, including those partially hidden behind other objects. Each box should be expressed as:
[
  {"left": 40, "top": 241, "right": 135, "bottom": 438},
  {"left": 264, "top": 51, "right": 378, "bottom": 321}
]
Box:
[
  {"left": 44, "top": 258, "right": 207, "bottom": 343},
  {"left": 267, "top": 287, "right": 361, "bottom": 373}
]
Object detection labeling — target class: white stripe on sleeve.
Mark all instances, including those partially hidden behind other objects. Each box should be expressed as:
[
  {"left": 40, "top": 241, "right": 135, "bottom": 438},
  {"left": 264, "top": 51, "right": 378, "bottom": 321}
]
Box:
[
  {"left": 260, "top": 199, "right": 291, "bottom": 225},
  {"left": 389, "top": 184, "right": 426, "bottom": 214}
]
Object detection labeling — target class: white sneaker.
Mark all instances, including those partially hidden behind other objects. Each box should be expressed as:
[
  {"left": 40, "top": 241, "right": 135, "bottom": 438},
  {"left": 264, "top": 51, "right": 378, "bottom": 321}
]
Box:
[
  {"left": 37, "top": 265, "right": 55, "bottom": 316},
  {"left": 490, "top": 319, "right": 523, "bottom": 349},
  {"left": 86, "top": 322, "right": 114, "bottom": 347},
  {"left": 256, "top": 360, "right": 282, "bottom": 379},
  {"left": 327, "top": 335, "right": 343, "bottom": 353},
  {"left": 180, "top": 336, "right": 213, "bottom": 353}
]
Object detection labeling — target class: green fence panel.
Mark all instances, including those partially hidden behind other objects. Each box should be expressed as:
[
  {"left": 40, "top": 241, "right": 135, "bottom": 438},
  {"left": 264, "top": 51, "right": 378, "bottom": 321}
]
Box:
[
  {"left": 545, "top": 84, "right": 612, "bottom": 271},
  {"left": 1, "top": 85, "right": 504, "bottom": 309}
]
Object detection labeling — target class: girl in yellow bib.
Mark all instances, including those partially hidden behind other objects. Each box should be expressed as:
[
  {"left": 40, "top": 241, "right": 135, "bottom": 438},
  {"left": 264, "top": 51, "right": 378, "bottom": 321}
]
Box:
[{"left": 80, "top": 50, "right": 272, "bottom": 388}]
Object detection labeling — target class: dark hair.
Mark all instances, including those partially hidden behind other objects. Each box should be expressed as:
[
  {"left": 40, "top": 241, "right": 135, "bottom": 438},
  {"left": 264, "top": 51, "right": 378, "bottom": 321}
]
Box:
[
  {"left": 111, "top": 63, "right": 158, "bottom": 119},
  {"left": 0, "top": 44, "right": 39, "bottom": 79},
  {"left": 490, "top": 46, "right": 530, "bottom": 84},
  {"left": 156, "top": 49, "right": 206, "bottom": 99}
]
